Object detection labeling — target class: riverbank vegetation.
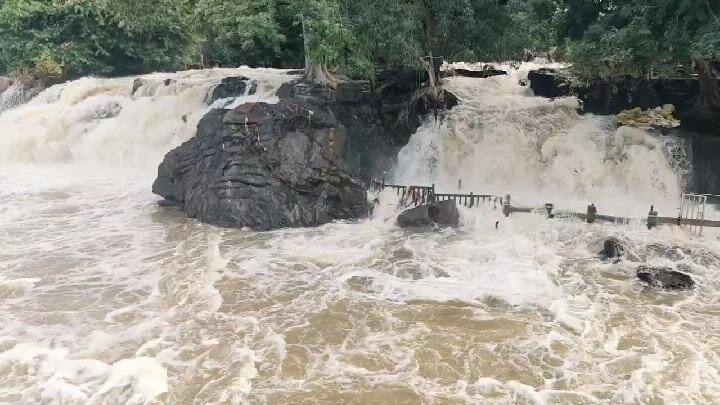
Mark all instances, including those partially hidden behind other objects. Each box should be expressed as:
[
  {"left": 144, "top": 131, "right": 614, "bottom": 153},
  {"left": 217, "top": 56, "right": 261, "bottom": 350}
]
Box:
[{"left": 0, "top": 0, "right": 717, "bottom": 110}]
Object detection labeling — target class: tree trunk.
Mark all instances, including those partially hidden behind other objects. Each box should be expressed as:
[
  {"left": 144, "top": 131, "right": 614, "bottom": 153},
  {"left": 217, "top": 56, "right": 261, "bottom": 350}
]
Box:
[
  {"left": 302, "top": 18, "right": 338, "bottom": 88},
  {"left": 304, "top": 63, "right": 339, "bottom": 87},
  {"left": 421, "top": 8, "right": 440, "bottom": 98},
  {"left": 695, "top": 58, "right": 720, "bottom": 118}
]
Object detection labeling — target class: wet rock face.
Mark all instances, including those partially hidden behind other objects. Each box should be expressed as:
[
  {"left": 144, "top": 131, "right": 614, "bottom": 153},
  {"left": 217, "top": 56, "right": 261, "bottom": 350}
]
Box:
[
  {"left": 636, "top": 266, "right": 695, "bottom": 290},
  {"left": 153, "top": 82, "right": 370, "bottom": 231},
  {"left": 528, "top": 68, "right": 573, "bottom": 98},
  {"left": 209, "top": 76, "right": 257, "bottom": 102},
  {"left": 528, "top": 68, "right": 718, "bottom": 134},
  {"left": 154, "top": 71, "right": 457, "bottom": 231},
  {"left": 0, "top": 77, "right": 12, "bottom": 94},
  {"left": 442, "top": 67, "right": 507, "bottom": 79},
  {"left": 397, "top": 200, "right": 460, "bottom": 228},
  {"left": 600, "top": 238, "right": 624, "bottom": 263}
]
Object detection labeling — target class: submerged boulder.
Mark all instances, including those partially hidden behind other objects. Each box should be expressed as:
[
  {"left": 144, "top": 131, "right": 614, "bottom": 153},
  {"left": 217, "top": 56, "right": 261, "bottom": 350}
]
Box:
[
  {"left": 636, "top": 266, "right": 695, "bottom": 290},
  {"left": 599, "top": 238, "right": 624, "bottom": 262},
  {"left": 397, "top": 200, "right": 460, "bottom": 228}
]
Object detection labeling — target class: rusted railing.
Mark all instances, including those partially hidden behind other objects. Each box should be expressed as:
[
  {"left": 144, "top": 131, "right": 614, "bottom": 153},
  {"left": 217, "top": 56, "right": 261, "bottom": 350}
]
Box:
[{"left": 372, "top": 179, "right": 720, "bottom": 233}]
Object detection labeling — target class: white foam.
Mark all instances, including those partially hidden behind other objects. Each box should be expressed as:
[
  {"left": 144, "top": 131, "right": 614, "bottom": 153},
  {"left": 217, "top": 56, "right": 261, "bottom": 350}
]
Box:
[
  {"left": 0, "top": 67, "right": 296, "bottom": 168},
  {"left": 0, "top": 63, "right": 719, "bottom": 403},
  {"left": 395, "top": 63, "right": 682, "bottom": 216}
]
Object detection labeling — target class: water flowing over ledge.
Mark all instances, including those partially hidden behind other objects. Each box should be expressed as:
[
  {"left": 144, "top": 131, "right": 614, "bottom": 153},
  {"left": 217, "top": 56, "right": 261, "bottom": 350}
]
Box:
[{"left": 1, "top": 63, "right": 720, "bottom": 403}]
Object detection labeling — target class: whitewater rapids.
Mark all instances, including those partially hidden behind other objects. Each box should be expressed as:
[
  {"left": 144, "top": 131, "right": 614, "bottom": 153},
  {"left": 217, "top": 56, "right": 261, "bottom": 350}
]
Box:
[{"left": 1, "top": 63, "right": 720, "bottom": 404}]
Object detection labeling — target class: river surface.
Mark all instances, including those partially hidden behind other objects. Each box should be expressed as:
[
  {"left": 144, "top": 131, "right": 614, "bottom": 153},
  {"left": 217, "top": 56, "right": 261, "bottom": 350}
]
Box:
[{"left": 1, "top": 64, "right": 719, "bottom": 404}]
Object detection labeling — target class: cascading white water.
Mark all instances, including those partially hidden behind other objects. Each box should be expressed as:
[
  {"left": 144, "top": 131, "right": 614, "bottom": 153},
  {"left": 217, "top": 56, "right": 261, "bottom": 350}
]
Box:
[
  {"left": 0, "top": 83, "right": 33, "bottom": 113},
  {"left": 0, "top": 68, "right": 292, "bottom": 169},
  {"left": 1, "top": 63, "right": 719, "bottom": 404},
  {"left": 396, "top": 62, "right": 684, "bottom": 216}
]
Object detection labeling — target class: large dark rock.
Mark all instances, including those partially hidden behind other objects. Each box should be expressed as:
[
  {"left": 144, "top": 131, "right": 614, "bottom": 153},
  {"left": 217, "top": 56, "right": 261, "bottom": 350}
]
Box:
[
  {"left": 677, "top": 131, "right": 720, "bottom": 194},
  {"left": 599, "top": 238, "right": 624, "bottom": 263},
  {"left": 153, "top": 83, "right": 368, "bottom": 230},
  {"left": 636, "top": 266, "right": 695, "bottom": 290},
  {"left": 397, "top": 200, "right": 460, "bottom": 228},
  {"left": 528, "top": 68, "right": 719, "bottom": 134},
  {"left": 209, "top": 76, "right": 257, "bottom": 102},
  {"left": 528, "top": 68, "right": 573, "bottom": 98},
  {"left": 443, "top": 68, "right": 507, "bottom": 79},
  {"left": 154, "top": 74, "right": 454, "bottom": 231}
]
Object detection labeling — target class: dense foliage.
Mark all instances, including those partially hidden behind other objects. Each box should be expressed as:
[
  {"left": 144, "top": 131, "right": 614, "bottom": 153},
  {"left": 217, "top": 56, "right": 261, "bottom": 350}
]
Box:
[
  {"left": 561, "top": 0, "right": 720, "bottom": 118},
  {"left": 0, "top": 0, "right": 552, "bottom": 83},
  {"left": 563, "top": 0, "right": 720, "bottom": 79},
  {"left": 0, "top": 0, "right": 196, "bottom": 83},
  {"left": 0, "top": 0, "right": 717, "bottom": 102}
]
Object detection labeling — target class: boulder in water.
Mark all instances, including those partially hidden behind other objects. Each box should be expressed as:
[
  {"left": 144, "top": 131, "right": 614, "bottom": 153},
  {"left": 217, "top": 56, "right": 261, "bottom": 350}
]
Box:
[
  {"left": 209, "top": 76, "right": 257, "bottom": 102},
  {"left": 397, "top": 200, "right": 460, "bottom": 228},
  {"left": 153, "top": 80, "right": 371, "bottom": 231},
  {"left": 154, "top": 70, "right": 458, "bottom": 231},
  {"left": 600, "top": 237, "right": 624, "bottom": 262},
  {"left": 636, "top": 266, "right": 695, "bottom": 289},
  {"left": 616, "top": 104, "right": 680, "bottom": 129},
  {"left": 528, "top": 68, "right": 573, "bottom": 98},
  {"left": 442, "top": 67, "right": 507, "bottom": 79}
]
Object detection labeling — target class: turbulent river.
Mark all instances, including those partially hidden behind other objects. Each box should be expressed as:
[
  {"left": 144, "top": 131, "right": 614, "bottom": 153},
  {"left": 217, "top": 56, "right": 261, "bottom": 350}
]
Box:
[{"left": 1, "top": 64, "right": 720, "bottom": 404}]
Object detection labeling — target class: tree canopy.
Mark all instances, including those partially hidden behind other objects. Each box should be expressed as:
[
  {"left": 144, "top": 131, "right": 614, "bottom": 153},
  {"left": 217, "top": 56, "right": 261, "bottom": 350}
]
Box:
[
  {"left": 0, "top": 0, "right": 196, "bottom": 83},
  {"left": 0, "top": 0, "right": 717, "bottom": 100},
  {"left": 562, "top": 0, "right": 720, "bottom": 119},
  {"left": 0, "top": 0, "right": 548, "bottom": 83}
]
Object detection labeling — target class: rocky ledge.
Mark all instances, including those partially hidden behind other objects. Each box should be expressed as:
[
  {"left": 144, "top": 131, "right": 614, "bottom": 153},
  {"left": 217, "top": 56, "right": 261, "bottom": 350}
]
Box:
[
  {"left": 528, "top": 68, "right": 719, "bottom": 134},
  {"left": 154, "top": 74, "right": 455, "bottom": 230}
]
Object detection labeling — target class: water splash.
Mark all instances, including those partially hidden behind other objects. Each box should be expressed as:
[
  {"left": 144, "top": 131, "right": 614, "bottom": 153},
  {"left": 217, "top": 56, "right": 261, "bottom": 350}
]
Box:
[
  {"left": 0, "top": 64, "right": 719, "bottom": 404},
  {"left": 395, "top": 62, "right": 683, "bottom": 216},
  {"left": 0, "top": 68, "right": 295, "bottom": 169}
]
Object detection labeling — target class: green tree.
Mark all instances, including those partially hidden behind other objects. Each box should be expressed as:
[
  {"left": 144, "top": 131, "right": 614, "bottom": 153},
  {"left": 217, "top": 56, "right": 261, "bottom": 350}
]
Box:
[
  {"left": 0, "top": 0, "right": 196, "bottom": 82},
  {"left": 562, "top": 0, "right": 720, "bottom": 119},
  {"left": 328, "top": 0, "right": 518, "bottom": 91},
  {"left": 193, "top": 0, "right": 303, "bottom": 68}
]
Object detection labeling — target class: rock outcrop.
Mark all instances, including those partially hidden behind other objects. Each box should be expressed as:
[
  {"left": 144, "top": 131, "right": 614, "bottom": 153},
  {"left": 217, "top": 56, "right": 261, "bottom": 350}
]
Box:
[
  {"left": 397, "top": 200, "right": 460, "bottom": 228},
  {"left": 528, "top": 68, "right": 574, "bottom": 98},
  {"left": 0, "top": 77, "right": 12, "bottom": 94},
  {"left": 153, "top": 83, "right": 369, "bottom": 230},
  {"left": 154, "top": 73, "right": 453, "bottom": 230},
  {"left": 528, "top": 68, "right": 719, "bottom": 134},
  {"left": 636, "top": 266, "right": 695, "bottom": 290},
  {"left": 616, "top": 104, "right": 680, "bottom": 129},
  {"left": 442, "top": 67, "right": 507, "bottom": 79},
  {"left": 208, "top": 76, "right": 257, "bottom": 103},
  {"left": 599, "top": 238, "right": 624, "bottom": 263}
]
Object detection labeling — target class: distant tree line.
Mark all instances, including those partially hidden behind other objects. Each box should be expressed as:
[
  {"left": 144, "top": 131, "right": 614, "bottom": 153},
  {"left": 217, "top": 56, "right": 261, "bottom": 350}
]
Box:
[
  {"left": 0, "top": 0, "right": 717, "bottom": 113},
  {"left": 0, "top": 0, "right": 558, "bottom": 84}
]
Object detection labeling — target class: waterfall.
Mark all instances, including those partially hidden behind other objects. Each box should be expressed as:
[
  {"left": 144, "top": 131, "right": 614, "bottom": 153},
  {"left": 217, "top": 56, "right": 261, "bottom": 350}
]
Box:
[
  {"left": 394, "top": 62, "right": 684, "bottom": 216},
  {"left": 0, "top": 68, "right": 295, "bottom": 170}
]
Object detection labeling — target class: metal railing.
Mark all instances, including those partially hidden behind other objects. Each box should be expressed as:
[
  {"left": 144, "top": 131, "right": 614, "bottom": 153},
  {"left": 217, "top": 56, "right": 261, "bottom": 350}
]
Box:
[
  {"left": 370, "top": 179, "right": 502, "bottom": 208},
  {"left": 371, "top": 178, "right": 720, "bottom": 235}
]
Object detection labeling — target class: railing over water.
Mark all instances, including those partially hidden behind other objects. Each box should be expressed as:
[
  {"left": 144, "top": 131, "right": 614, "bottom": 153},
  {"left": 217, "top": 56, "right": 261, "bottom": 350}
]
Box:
[
  {"left": 371, "top": 179, "right": 720, "bottom": 233},
  {"left": 370, "top": 179, "right": 502, "bottom": 208}
]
